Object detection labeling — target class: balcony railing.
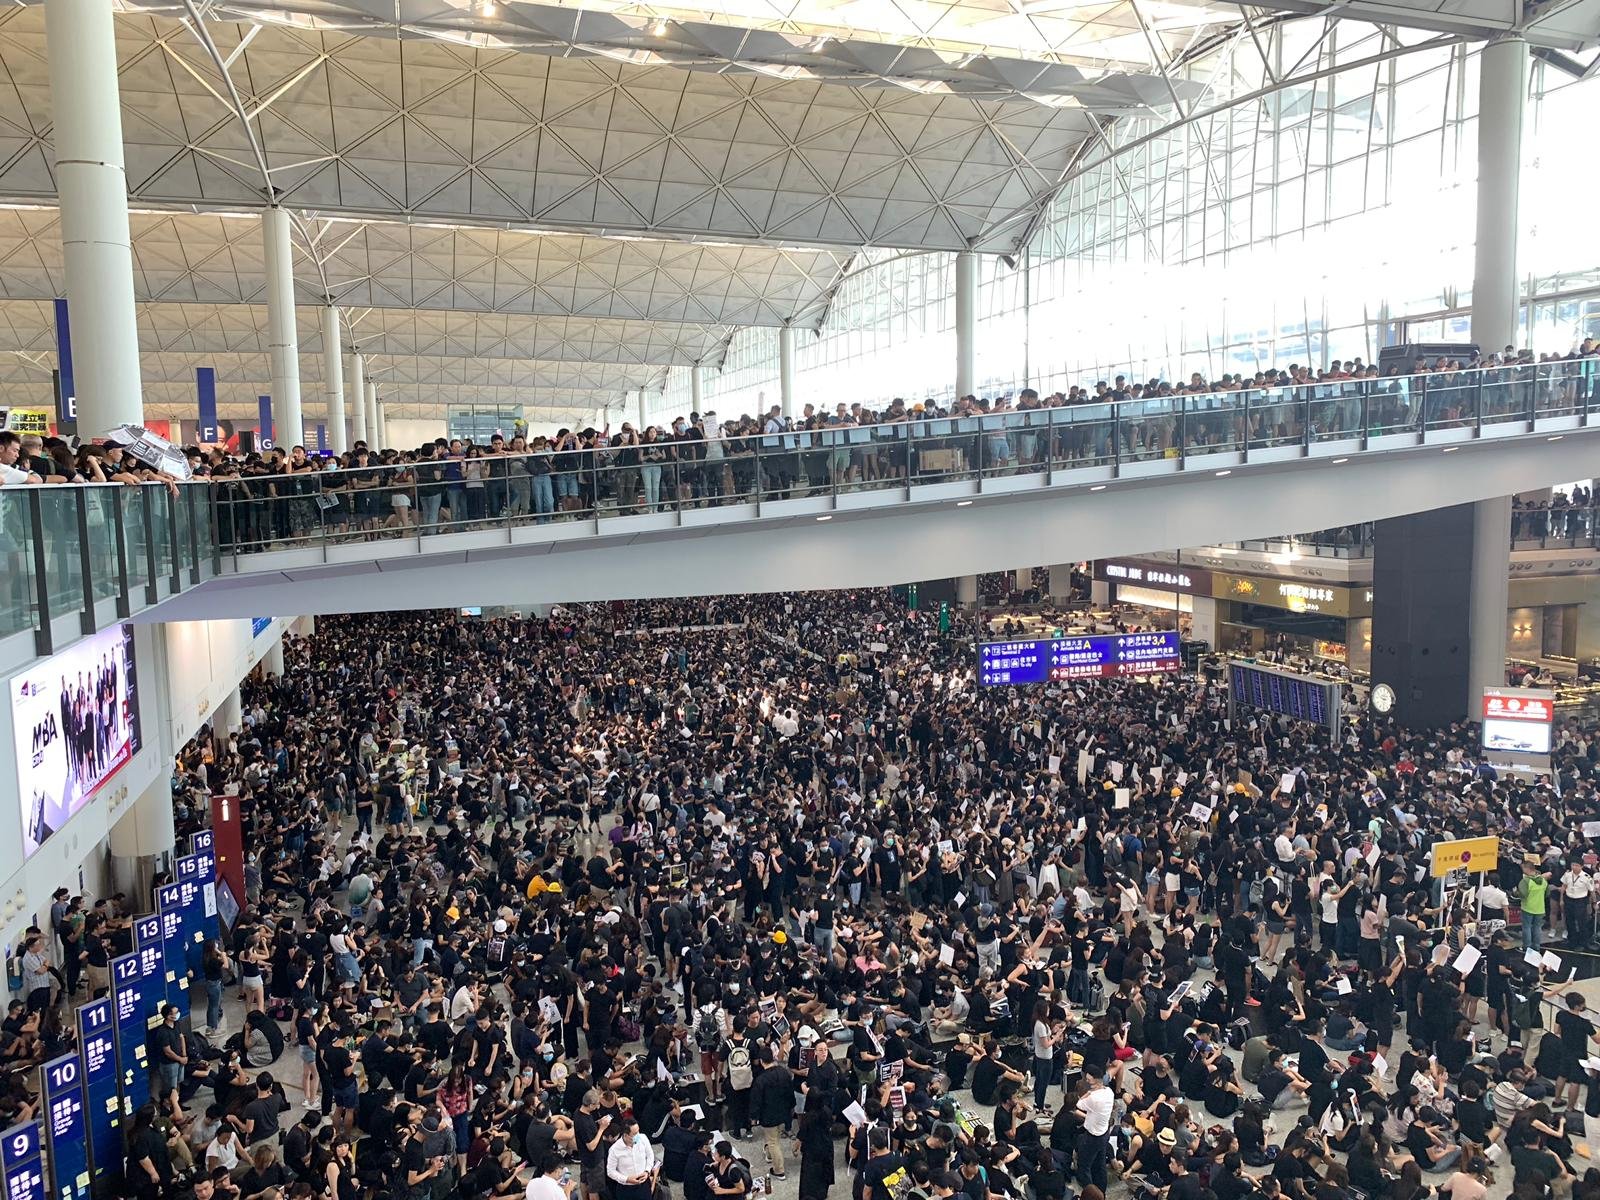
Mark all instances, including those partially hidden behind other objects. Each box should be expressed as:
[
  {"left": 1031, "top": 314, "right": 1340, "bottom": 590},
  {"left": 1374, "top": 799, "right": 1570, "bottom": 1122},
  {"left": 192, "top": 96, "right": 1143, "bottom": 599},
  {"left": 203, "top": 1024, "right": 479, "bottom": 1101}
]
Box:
[
  {"left": 0, "top": 482, "right": 217, "bottom": 656},
  {"left": 209, "top": 358, "right": 1600, "bottom": 561}
]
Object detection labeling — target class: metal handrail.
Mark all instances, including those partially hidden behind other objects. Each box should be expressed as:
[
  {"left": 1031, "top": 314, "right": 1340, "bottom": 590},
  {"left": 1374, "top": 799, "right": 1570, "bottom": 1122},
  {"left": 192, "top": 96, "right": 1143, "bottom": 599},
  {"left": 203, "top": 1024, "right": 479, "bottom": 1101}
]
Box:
[
  {"left": 190, "top": 358, "right": 1599, "bottom": 559},
  {"left": 0, "top": 480, "right": 221, "bottom": 654}
]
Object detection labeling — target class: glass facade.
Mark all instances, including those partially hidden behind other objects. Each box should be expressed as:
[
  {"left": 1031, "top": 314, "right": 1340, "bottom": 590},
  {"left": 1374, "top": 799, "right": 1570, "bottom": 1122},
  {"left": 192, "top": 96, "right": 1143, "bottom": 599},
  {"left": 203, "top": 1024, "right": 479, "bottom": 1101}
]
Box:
[{"left": 662, "top": 26, "right": 1598, "bottom": 419}]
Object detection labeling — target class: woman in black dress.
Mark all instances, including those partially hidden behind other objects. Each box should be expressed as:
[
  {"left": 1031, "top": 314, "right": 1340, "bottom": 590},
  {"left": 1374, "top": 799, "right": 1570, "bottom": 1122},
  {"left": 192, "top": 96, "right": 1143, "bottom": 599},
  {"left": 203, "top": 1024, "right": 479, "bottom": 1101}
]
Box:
[{"left": 795, "top": 1101, "right": 834, "bottom": 1200}]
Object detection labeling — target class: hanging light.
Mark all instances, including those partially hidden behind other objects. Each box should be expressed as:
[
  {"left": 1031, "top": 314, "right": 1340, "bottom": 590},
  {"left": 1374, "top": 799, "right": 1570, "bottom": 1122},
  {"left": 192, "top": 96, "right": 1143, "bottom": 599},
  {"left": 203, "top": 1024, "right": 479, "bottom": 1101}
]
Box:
[{"left": 652, "top": 18, "right": 668, "bottom": 34}]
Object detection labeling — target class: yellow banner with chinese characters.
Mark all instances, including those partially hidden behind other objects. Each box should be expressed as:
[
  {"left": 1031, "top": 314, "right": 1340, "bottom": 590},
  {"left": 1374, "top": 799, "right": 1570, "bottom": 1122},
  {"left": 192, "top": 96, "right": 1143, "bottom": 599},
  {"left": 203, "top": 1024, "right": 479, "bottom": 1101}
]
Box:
[
  {"left": 1431, "top": 835, "right": 1500, "bottom": 878},
  {"left": 0, "top": 407, "right": 50, "bottom": 434}
]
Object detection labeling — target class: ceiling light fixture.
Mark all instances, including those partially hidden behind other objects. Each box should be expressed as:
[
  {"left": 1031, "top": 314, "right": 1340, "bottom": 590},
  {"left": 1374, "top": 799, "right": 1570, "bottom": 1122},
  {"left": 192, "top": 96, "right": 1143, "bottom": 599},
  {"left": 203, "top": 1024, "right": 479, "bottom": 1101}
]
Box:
[
  {"left": 1331, "top": 457, "right": 1348, "bottom": 464},
  {"left": 1089, "top": 484, "right": 1106, "bottom": 492},
  {"left": 1549, "top": 435, "right": 1565, "bottom": 442},
  {"left": 1215, "top": 469, "right": 1231, "bottom": 477},
  {"left": 1442, "top": 446, "right": 1458, "bottom": 453},
  {"left": 480, "top": 0, "right": 497, "bottom": 14},
  {"left": 816, "top": 514, "right": 832, "bottom": 521},
  {"left": 956, "top": 499, "right": 973, "bottom": 507},
  {"left": 653, "top": 18, "right": 668, "bottom": 34}
]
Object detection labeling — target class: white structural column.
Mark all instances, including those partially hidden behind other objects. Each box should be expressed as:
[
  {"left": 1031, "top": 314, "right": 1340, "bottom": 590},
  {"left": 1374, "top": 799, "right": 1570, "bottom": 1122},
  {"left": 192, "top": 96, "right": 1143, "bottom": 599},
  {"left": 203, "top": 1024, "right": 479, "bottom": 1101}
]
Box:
[
  {"left": 322, "top": 305, "right": 346, "bottom": 453},
  {"left": 264, "top": 206, "right": 304, "bottom": 449},
  {"left": 364, "top": 380, "right": 379, "bottom": 448},
  {"left": 636, "top": 389, "right": 648, "bottom": 429},
  {"left": 264, "top": 638, "right": 286, "bottom": 677},
  {"left": 1013, "top": 567, "right": 1031, "bottom": 591},
  {"left": 215, "top": 687, "right": 242, "bottom": 736},
  {"left": 1047, "top": 564, "right": 1073, "bottom": 600},
  {"left": 1470, "top": 36, "right": 1527, "bottom": 352},
  {"left": 350, "top": 354, "right": 368, "bottom": 446},
  {"left": 45, "top": 0, "right": 144, "bottom": 432},
  {"left": 957, "top": 575, "right": 979, "bottom": 607},
  {"left": 1468, "top": 497, "right": 1513, "bottom": 709},
  {"left": 778, "top": 327, "right": 796, "bottom": 418},
  {"left": 109, "top": 777, "right": 177, "bottom": 859},
  {"left": 955, "top": 251, "right": 977, "bottom": 399},
  {"left": 691, "top": 364, "right": 705, "bottom": 414},
  {"left": 373, "top": 388, "right": 387, "bottom": 450}
]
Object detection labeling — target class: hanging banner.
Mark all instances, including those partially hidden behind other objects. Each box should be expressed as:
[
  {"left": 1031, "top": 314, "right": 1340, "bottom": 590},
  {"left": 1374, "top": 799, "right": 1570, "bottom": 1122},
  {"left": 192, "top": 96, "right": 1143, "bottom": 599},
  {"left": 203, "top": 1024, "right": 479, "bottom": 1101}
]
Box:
[
  {"left": 197, "top": 367, "right": 218, "bottom": 444},
  {"left": 0, "top": 407, "right": 51, "bottom": 434},
  {"left": 53, "top": 298, "right": 76, "bottom": 436}
]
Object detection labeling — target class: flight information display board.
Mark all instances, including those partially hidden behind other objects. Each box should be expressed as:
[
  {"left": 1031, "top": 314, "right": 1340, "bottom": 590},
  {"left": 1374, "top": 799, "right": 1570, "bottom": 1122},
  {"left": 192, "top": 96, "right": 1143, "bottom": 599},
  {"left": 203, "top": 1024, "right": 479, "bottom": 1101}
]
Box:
[
  {"left": 41, "top": 1054, "right": 87, "bottom": 1200},
  {"left": 1227, "top": 661, "right": 1341, "bottom": 736},
  {"left": 111, "top": 952, "right": 153, "bottom": 1110},
  {"left": 74, "top": 999, "right": 120, "bottom": 1184},
  {"left": 1, "top": 1121, "right": 45, "bottom": 1200},
  {"left": 978, "top": 632, "right": 1182, "bottom": 686}
]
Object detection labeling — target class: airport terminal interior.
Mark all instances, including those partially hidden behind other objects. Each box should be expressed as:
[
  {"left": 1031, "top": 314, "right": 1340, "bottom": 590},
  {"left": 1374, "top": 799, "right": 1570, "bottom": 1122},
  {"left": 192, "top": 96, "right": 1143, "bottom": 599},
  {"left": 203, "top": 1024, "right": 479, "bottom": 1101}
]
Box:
[{"left": 4, "top": 1, "right": 1600, "bottom": 1199}]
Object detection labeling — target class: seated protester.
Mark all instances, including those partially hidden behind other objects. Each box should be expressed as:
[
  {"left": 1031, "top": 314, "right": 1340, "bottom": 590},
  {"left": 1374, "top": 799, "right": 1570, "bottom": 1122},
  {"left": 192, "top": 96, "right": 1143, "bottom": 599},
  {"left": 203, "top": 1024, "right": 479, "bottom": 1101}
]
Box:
[
  {"left": 1029, "top": 1144, "right": 1066, "bottom": 1200},
  {"left": 1167, "top": 1149, "right": 1208, "bottom": 1200},
  {"left": 1180, "top": 1033, "right": 1223, "bottom": 1102},
  {"left": 1241, "top": 1034, "right": 1275, "bottom": 1084},
  {"left": 991, "top": 1089, "right": 1037, "bottom": 1150},
  {"left": 1346, "top": 1132, "right": 1390, "bottom": 1196},
  {"left": 1234, "top": 1101, "right": 1271, "bottom": 1168},
  {"left": 1134, "top": 1127, "right": 1182, "bottom": 1188},
  {"left": 1493, "top": 1069, "right": 1539, "bottom": 1128},
  {"left": 1507, "top": 1103, "right": 1574, "bottom": 1164},
  {"left": 970, "top": 1041, "right": 1021, "bottom": 1108},
  {"left": 228, "top": 1073, "right": 286, "bottom": 1148},
  {"left": 1205, "top": 1056, "right": 1244, "bottom": 1119},
  {"left": 1403, "top": 1107, "right": 1463, "bottom": 1174},
  {"left": 1269, "top": 1127, "right": 1323, "bottom": 1200},
  {"left": 1211, "top": 1152, "right": 1253, "bottom": 1200},
  {"left": 944, "top": 1035, "right": 976, "bottom": 1092},
  {"left": 1509, "top": 1115, "right": 1574, "bottom": 1197},
  {"left": 1453, "top": 1079, "right": 1498, "bottom": 1146},
  {"left": 237, "top": 1143, "right": 292, "bottom": 1200},
  {"left": 1324, "top": 1005, "right": 1367, "bottom": 1052},
  {"left": 1256, "top": 1050, "right": 1311, "bottom": 1111},
  {"left": 1390, "top": 1160, "right": 1431, "bottom": 1200},
  {"left": 1136, "top": 1056, "right": 1180, "bottom": 1113}
]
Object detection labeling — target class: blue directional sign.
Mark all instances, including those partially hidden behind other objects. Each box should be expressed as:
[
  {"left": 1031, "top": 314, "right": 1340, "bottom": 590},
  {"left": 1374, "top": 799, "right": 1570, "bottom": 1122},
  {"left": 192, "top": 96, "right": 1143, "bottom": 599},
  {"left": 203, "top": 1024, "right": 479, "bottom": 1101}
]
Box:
[{"left": 978, "top": 631, "right": 1182, "bottom": 686}]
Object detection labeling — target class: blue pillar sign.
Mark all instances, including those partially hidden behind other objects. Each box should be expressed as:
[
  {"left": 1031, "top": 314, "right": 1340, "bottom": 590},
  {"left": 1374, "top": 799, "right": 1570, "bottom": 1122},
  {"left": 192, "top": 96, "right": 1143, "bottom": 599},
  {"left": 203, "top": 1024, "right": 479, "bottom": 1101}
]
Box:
[
  {"left": 190, "top": 829, "right": 214, "bottom": 857},
  {"left": 174, "top": 856, "right": 208, "bottom": 974},
  {"left": 0, "top": 1121, "right": 44, "bottom": 1200},
  {"left": 154, "top": 885, "right": 191, "bottom": 1017},
  {"left": 131, "top": 916, "right": 165, "bottom": 1025},
  {"left": 110, "top": 953, "right": 150, "bottom": 1111},
  {"left": 74, "top": 1000, "right": 120, "bottom": 1185},
  {"left": 40, "top": 1055, "right": 87, "bottom": 1200}
]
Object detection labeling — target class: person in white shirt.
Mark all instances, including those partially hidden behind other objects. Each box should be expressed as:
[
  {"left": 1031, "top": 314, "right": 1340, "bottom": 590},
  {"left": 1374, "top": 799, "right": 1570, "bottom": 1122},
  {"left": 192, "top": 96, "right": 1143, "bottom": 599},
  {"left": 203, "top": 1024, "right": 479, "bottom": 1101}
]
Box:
[
  {"left": 1075, "top": 1074, "right": 1114, "bottom": 1191},
  {"left": 528, "top": 1151, "right": 579, "bottom": 1200},
  {"left": 1477, "top": 878, "right": 1510, "bottom": 923},
  {"left": 1564, "top": 865, "right": 1594, "bottom": 946},
  {"left": 605, "top": 1117, "right": 659, "bottom": 1200},
  {"left": 0, "top": 433, "right": 42, "bottom": 485}
]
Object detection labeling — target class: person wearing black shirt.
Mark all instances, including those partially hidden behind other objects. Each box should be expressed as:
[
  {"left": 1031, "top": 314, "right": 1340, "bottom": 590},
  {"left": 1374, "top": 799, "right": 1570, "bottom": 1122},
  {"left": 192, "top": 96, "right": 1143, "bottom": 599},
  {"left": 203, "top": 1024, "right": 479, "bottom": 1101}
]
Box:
[
  {"left": 128, "top": 1105, "right": 173, "bottom": 1200},
  {"left": 573, "top": 1090, "right": 611, "bottom": 1200}
]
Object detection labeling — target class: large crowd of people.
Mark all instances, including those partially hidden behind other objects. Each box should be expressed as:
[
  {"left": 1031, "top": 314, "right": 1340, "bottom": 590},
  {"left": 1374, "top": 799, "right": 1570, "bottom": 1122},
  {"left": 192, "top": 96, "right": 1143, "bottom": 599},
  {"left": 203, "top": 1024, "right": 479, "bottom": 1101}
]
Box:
[{"left": 13, "top": 589, "right": 1600, "bottom": 1200}]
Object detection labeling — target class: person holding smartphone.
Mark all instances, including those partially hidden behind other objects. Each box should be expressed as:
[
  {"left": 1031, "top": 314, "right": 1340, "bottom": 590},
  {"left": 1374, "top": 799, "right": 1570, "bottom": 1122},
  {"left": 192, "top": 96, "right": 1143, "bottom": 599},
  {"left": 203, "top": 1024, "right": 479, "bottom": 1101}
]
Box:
[
  {"left": 606, "top": 1116, "right": 659, "bottom": 1200},
  {"left": 527, "top": 1151, "right": 580, "bottom": 1200}
]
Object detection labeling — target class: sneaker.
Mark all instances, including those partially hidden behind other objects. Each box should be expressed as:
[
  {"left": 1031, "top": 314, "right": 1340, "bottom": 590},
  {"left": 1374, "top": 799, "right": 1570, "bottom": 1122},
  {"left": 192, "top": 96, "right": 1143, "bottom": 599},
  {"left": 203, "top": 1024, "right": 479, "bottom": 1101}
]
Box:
[
  {"left": 770, "top": 1172, "right": 787, "bottom": 1181},
  {"left": 1244, "top": 997, "right": 1261, "bottom": 1007}
]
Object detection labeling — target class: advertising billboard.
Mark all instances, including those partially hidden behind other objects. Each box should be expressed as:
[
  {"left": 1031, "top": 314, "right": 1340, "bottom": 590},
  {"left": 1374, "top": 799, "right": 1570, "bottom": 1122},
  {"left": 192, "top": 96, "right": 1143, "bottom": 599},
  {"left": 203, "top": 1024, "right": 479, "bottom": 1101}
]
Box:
[
  {"left": 1481, "top": 687, "right": 1554, "bottom": 755},
  {"left": 9, "top": 625, "right": 141, "bottom": 859}
]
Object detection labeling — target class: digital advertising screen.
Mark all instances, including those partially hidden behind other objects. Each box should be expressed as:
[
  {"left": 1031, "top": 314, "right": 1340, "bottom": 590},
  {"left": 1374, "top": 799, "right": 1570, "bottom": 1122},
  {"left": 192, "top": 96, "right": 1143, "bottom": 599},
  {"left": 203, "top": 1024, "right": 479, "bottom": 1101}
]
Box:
[
  {"left": 0, "top": 1121, "right": 44, "bottom": 1200},
  {"left": 1482, "top": 687, "right": 1555, "bottom": 755},
  {"left": 41, "top": 1054, "right": 87, "bottom": 1200},
  {"left": 9, "top": 624, "right": 141, "bottom": 858},
  {"left": 978, "top": 632, "right": 1181, "bottom": 686},
  {"left": 74, "top": 1000, "right": 120, "bottom": 1183}
]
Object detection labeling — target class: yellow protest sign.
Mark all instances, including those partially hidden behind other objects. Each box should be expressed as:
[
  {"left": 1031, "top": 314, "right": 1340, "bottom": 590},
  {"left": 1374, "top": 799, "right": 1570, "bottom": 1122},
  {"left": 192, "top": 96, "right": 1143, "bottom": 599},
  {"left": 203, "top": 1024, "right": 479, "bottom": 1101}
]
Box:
[{"left": 1431, "top": 836, "right": 1499, "bottom": 878}]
